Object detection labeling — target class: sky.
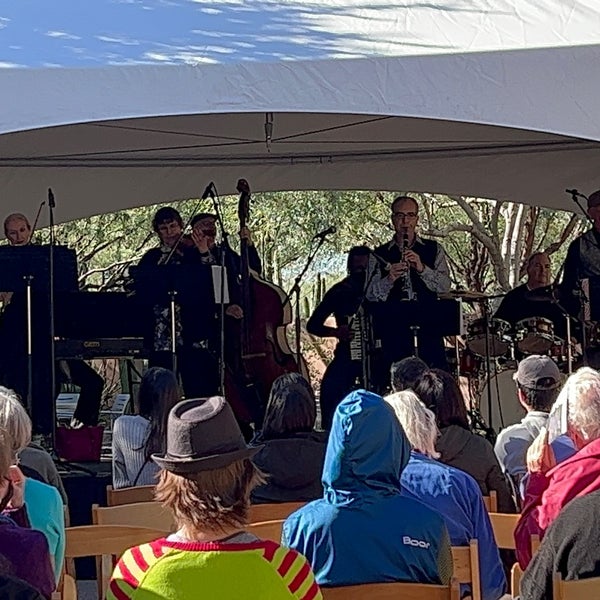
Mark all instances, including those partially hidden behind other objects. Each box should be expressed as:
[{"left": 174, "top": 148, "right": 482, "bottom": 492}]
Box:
[{"left": 2, "top": 0, "right": 599, "bottom": 68}]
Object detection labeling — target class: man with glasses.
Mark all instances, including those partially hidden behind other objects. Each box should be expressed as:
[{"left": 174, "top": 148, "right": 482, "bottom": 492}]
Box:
[{"left": 367, "top": 196, "right": 451, "bottom": 389}]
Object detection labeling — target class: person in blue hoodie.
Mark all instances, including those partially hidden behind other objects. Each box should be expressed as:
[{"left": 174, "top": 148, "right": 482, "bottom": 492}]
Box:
[
  {"left": 282, "top": 389, "right": 452, "bottom": 587},
  {"left": 386, "top": 390, "right": 507, "bottom": 600}
]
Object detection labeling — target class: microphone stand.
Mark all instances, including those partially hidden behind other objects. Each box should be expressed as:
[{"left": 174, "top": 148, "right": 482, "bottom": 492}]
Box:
[
  {"left": 210, "top": 188, "right": 231, "bottom": 395},
  {"left": 287, "top": 234, "right": 330, "bottom": 367},
  {"left": 566, "top": 189, "right": 593, "bottom": 225},
  {"left": 48, "top": 189, "right": 57, "bottom": 449}
]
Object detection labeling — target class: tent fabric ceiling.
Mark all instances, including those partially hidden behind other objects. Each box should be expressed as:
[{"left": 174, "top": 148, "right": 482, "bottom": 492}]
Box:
[{"left": 2, "top": 1, "right": 600, "bottom": 224}]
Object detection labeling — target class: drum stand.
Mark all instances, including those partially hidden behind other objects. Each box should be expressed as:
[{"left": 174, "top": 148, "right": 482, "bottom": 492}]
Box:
[{"left": 481, "top": 299, "right": 505, "bottom": 431}]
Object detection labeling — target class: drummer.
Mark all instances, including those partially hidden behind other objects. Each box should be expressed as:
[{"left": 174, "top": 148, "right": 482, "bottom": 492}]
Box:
[{"left": 494, "top": 252, "right": 568, "bottom": 345}]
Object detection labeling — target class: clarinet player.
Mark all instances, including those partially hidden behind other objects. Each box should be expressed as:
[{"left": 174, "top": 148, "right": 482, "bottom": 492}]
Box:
[{"left": 367, "top": 195, "right": 452, "bottom": 391}]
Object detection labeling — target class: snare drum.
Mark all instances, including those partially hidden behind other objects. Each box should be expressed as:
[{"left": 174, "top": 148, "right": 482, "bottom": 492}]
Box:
[
  {"left": 515, "top": 317, "right": 555, "bottom": 355},
  {"left": 466, "top": 318, "right": 511, "bottom": 357}
]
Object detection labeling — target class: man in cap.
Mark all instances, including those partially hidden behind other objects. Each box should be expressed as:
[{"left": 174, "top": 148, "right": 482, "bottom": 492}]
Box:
[
  {"left": 108, "top": 396, "right": 322, "bottom": 600},
  {"left": 494, "top": 356, "right": 567, "bottom": 493}
]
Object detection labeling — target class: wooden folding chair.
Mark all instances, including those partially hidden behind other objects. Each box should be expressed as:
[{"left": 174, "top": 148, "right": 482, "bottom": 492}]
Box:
[
  {"left": 451, "top": 540, "right": 481, "bottom": 600},
  {"left": 248, "top": 501, "right": 306, "bottom": 523},
  {"left": 51, "top": 573, "right": 76, "bottom": 600},
  {"left": 93, "top": 501, "right": 175, "bottom": 531},
  {"left": 63, "top": 525, "right": 165, "bottom": 599},
  {"left": 481, "top": 490, "right": 498, "bottom": 512},
  {"left": 553, "top": 573, "right": 600, "bottom": 599},
  {"left": 488, "top": 511, "right": 519, "bottom": 549},
  {"left": 246, "top": 519, "right": 285, "bottom": 542},
  {"left": 106, "top": 484, "right": 155, "bottom": 506},
  {"left": 321, "top": 579, "right": 460, "bottom": 599}
]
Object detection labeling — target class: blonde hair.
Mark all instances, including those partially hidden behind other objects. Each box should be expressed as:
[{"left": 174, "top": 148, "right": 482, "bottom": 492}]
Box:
[
  {"left": 557, "top": 367, "right": 600, "bottom": 443},
  {"left": 0, "top": 428, "right": 12, "bottom": 477},
  {"left": 385, "top": 390, "right": 441, "bottom": 459},
  {"left": 156, "top": 459, "right": 265, "bottom": 533},
  {"left": 0, "top": 387, "right": 32, "bottom": 460}
]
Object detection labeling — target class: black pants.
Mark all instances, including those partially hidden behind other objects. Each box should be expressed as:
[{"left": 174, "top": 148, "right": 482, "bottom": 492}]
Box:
[
  {"left": 150, "top": 347, "right": 220, "bottom": 399},
  {"left": 319, "top": 355, "right": 361, "bottom": 431},
  {"left": 60, "top": 359, "right": 104, "bottom": 426}
]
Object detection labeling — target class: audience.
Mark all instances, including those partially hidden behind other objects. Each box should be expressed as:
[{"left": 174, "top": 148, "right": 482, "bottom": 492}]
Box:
[
  {"left": 390, "top": 356, "right": 428, "bottom": 392},
  {"left": 520, "top": 488, "right": 600, "bottom": 600},
  {"left": 251, "top": 373, "right": 326, "bottom": 503},
  {"left": 413, "top": 369, "right": 515, "bottom": 512},
  {"left": 112, "top": 367, "right": 180, "bottom": 488},
  {"left": 386, "top": 390, "right": 506, "bottom": 600},
  {"left": 282, "top": 389, "right": 452, "bottom": 587},
  {"left": 108, "top": 396, "right": 321, "bottom": 600},
  {"left": 493, "top": 356, "right": 574, "bottom": 505},
  {"left": 19, "top": 439, "right": 68, "bottom": 505},
  {"left": 0, "top": 428, "right": 54, "bottom": 599},
  {"left": 0, "top": 388, "right": 64, "bottom": 583},
  {"left": 515, "top": 367, "right": 600, "bottom": 568}
]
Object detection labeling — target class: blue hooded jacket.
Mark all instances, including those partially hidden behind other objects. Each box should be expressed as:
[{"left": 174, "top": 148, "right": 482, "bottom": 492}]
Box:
[
  {"left": 401, "top": 451, "right": 507, "bottom": 600},
  {"left": 282, "top": 390, "right": 452, "bottom": 587}
]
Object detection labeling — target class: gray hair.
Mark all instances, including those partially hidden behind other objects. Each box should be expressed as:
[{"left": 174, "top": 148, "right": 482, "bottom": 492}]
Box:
[
  {"left": 0, "top": 387, "right": 32, "bottom": 460},
  {"left": 558, "top": 367, "right": 600, "bottom": 443},
  {"left": 385, "top": 390, "right": 441, "bottom": 459}
]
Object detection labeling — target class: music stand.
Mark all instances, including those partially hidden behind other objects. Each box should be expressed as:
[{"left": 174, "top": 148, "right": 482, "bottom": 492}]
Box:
[
  {"left": 129, "top": 263, "right": 218, "bottom": 375},
  {"left": 0, "top": 245, "right": 77, "bottom": 436}
]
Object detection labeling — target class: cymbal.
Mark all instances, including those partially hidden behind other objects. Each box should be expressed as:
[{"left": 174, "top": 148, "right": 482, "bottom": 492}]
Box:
[{"left": 440, "top": 289, "right": 496, "bottom": 301}]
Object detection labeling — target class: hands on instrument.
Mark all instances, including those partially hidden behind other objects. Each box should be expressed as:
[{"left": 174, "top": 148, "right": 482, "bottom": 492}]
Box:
[
  {"left": 239, "top": 226, "right": 253, "bottom": 246},
  {"left": 226, "top": 304, "right": 244, "bottom": 319},
  {"left": 191, "top": 228, "right": 213, "bottom": 253},
  {"left": 336, "top": 324, "right": 354, "bottom": 342}
]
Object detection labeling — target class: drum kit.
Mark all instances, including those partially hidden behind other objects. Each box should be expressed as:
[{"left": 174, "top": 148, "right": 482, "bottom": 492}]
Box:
[{"left": 443, "top": 288, "right": 578, "bottom": 433}]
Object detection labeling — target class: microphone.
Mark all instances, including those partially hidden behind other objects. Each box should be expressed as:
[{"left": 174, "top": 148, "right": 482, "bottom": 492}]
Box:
[
  {"left": 48, "top": 188, "right": 55, "bottom": 208},
  {"left": 313, "top": 226, "right": 336, "bottom": 240},
  {"left": 201, "top": 182, "right": 215, "bottom": 200},
  {"left": 565, "top": 189, "right": 580, "bottom": 196}
]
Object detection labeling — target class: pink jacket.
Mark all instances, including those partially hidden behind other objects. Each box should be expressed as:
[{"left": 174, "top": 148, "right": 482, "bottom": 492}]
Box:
[{"left": 515, "top": 437, "right": 600, "bottom": 569}]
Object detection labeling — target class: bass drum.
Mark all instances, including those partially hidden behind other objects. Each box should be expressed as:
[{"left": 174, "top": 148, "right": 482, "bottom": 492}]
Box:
[{"left": 479, "top": 368, "right": 527, "bottom": 434}]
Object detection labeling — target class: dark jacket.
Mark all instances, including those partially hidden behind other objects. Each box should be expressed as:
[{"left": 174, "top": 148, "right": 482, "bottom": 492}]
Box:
[
  {"left": 520, "top": 489, "right": 600, "bottom": 600},
  {"left": 436, "top": 425, "right": 515, "bottom": 513},
  {"left": 251, "top": 431, "right": 327, "bottom": 504}
]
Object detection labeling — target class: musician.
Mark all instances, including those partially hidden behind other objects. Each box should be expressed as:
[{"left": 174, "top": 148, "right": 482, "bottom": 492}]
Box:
[
  {"left": 561, "top": 189, "right": 600, "bottom": 366},
  {"left": 494, "top": 252, "right": 567, "bottom": 339},
  {"left": 367, "top": 195, "right": 451, "bottom": 386},
  {"left": 138, "top": 208, "right": 260, "bottom": 399},
  {"left": 0, "top": 214, "right": 104, "bottom": 429},
  {"left": 4, "top": 213, "right": 33, "bottom": 246},
  {"left": 561, "top": 189, "right": 600, "bottom": 317},
  {"left": 306, "top": 246, "right": 370, "bottom": 430}
]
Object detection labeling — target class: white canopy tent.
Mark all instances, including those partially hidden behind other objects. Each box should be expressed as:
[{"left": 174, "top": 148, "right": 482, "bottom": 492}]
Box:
[{"left": 1, "top": 0, "right": 600, "bottom": 224}]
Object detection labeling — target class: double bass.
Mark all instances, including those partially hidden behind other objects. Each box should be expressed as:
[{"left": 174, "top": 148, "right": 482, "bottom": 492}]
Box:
[{"left": 225, "top": 179, "right": 308, "bottom": 427}]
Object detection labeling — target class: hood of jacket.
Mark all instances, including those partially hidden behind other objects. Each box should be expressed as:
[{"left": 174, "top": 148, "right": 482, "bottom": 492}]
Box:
[
  {"left": 436, "top": 424, "right": 474, "bottom": 462},
  {"left": 322, "top": 389, "right": 411, "bottom": 505}
]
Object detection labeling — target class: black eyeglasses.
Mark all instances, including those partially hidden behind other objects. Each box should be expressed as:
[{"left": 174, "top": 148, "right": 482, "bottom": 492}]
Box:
[{"left": 393, "top": 212, "right": 418, "bottom": 220}]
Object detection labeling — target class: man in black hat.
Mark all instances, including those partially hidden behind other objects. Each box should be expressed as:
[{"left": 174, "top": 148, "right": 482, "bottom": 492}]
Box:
[{"left": 108, "top": 396, "right": 322, "bottom": 600}]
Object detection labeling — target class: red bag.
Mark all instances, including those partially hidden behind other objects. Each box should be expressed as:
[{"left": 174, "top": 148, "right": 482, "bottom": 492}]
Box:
[{"left": 55, "top": 425, "right": 104, "bottom": 462}]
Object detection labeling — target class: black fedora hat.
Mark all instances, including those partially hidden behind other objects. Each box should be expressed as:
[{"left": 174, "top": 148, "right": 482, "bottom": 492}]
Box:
[{"left": 152, "top": 396, "right": 260, "bottom": 474}]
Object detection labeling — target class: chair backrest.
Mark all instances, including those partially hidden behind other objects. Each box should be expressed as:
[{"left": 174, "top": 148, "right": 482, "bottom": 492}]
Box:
[
  {"left": 65, "top": 525, "right": 165, "bottom": 598},
  {"left": 321, "top": 579, "right": 460, "bottom": 600},
  {"left": 55, "top": 393, "right": 80, "bottom": 421},
  {"left": 553, "top": 573, "right": 600, "bottom": 600},
  {"left": 248, "top": 501, "right": 306, "bottom": 523},
  {"left": 481, "top": 490, "right": 498, "bottom": 512},
  {"left": 451, "top": 540, "right": 481, "bottom": 600},
  {"left": 106, "top": 484, "right": 156, "bottom": 506},
  {"left": 93, "top": 501, "right": 175, "bottom": 532},
  {"left": 246, "top": 519, "right": 285, "bottom": 542},
  {"left": 488, "top": 511, "right": 519, "bottom": 549}
]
